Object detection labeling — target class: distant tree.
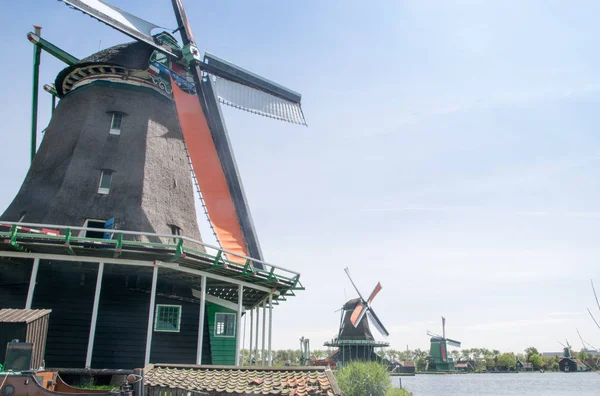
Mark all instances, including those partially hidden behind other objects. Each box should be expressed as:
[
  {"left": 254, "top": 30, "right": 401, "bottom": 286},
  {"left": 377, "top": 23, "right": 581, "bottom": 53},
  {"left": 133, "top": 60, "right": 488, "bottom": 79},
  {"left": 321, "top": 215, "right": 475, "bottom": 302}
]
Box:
[
  {"left": 485, "top": 357, "right": 496, "bottom": 370},
  {"left": 412, "top": 349, "right": 427, "bottom": 361},
  {"left": 525, "top": 347, "right": 539, "bottom": 362},
  {"left": 496, "top": 353, "right": 516, "bottom": 370},
  {"left": 451, "top": 350, "right": 460, "bottom": 362},
  {"left": 530, "top": 354, "right": 544, "bottom": 369},
  {"left": 416, "top": 357, "right": 427, "bottom": 371},
  {"left": 460, "top": 349, "right": 471, "bottom": 360},
  {"left": 492, "top": 350, "right": 500, "bottom": 357}
]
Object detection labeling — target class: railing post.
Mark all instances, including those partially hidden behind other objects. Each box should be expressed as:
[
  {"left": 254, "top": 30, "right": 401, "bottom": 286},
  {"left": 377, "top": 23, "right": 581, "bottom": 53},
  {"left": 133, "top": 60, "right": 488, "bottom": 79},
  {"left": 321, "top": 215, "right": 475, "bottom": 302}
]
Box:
[
  {"left": 25, "top": 258, "right": 40, "bottom": 309},
  {"left": 144, "top": 266, "right": 158, "bottom": 366},
  {"left": 85, "top": 262, "right": 104, "bottom": 368},
  {"left": 196, "top": 275, "right": 206, "bottom": 365}
]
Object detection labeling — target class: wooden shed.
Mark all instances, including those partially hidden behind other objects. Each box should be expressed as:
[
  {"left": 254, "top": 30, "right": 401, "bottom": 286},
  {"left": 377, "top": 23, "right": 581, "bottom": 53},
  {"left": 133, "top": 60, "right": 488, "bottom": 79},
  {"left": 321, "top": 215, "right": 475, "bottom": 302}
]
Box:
[{"left": 0, "top": 309, "right": 51, "bottom": 369}]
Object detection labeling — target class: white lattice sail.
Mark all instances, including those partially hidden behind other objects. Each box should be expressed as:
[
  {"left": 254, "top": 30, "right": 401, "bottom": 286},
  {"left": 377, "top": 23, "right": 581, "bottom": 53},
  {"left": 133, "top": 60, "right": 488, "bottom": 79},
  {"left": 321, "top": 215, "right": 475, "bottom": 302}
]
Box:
[{"left": 213, "top": 77, "right": 307, "bottom": 126}]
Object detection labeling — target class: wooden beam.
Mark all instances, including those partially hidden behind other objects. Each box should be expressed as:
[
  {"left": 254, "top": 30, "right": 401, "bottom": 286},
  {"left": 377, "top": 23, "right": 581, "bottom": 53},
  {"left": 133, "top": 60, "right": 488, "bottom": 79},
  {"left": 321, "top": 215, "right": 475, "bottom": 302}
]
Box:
[
  {"left": 144, "top": 266, "right": 158, "bottom": 366},
  {"left": 85, "top": 262, "right": 104, "bottom": 368},
  {"left": 25, "top": 258, "right": 40, "bottom": 309}
]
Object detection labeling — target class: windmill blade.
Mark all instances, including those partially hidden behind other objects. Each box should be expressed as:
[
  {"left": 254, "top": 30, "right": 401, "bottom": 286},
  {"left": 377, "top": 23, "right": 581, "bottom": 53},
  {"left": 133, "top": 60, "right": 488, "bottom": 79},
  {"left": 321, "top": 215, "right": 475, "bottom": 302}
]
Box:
[
  {"left": 366, "top": 282, "right": 382, "bottom": 304},
  {"left": 426, "top": 330, "right": 441, "bottom": 338},
  {"left": 210, "top": 76, "right": 306, "bottom": 125},
  {"left": 344, "top": 267, "right": 366, "bottom": 302},
  {"left": 446, "top": 338, "right": 461, "bottom": 348},
  {"left": 592, "top": 280, "right": 600, "bottom": 313},
  {"left": 349, "top": 303, "right": 368, "bottom": 327},
  {"left": 366, "top": 308, "right": 389, "bottom": 337},
  {"left": 204, "top": 53, "right": 301, "bottom": 103},
  {"left": 59, "top": 0, "right": 178, "bottom": 57},
  {"left": 588, "top": 308, "right": 600, "bottom": 331},
  {"left": 558, "top": 341, "right": 567, "bottom": 349},
  {"left": 202, "top": 53, "right": 305, "bottom": 126}
]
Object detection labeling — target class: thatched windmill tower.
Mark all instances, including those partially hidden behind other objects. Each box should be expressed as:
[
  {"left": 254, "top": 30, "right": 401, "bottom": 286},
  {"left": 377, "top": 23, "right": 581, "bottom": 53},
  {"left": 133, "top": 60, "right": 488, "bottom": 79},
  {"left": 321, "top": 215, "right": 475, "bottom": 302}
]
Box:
[{"left": 0, "top": 0, "right": 304, "bottom": 370}]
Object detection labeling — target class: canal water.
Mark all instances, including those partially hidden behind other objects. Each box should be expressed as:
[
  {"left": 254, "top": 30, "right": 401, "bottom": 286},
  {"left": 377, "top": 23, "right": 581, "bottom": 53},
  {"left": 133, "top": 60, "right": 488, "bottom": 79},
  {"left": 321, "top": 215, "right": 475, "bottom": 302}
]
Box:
[{"left": 392, "top": 372, "right": 600, "bottom": 396}]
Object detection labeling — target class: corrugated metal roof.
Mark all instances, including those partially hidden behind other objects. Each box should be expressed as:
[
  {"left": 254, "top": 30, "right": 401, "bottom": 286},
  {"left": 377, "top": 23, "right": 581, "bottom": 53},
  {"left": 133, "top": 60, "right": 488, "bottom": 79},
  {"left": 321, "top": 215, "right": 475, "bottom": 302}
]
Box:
[{"left": 0, "top": 309, "right": 52, "bottom": 323}]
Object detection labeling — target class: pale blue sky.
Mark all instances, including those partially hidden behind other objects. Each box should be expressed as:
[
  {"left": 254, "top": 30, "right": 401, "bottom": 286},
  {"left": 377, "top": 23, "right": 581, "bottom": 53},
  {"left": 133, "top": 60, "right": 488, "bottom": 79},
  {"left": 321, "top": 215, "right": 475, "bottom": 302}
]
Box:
[{"left": 2, "top": 0, "right": 600, "bottom": 354}]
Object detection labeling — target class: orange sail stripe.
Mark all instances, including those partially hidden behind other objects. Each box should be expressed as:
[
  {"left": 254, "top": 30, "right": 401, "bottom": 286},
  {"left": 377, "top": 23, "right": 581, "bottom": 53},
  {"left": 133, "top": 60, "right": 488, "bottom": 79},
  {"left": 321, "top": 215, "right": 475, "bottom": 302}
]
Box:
[
  {"left": 367, "top": 282, "right": 382, "bottom": 304},
  {"left": 171, "top": 79, "right": 247, "bottom": 264}
]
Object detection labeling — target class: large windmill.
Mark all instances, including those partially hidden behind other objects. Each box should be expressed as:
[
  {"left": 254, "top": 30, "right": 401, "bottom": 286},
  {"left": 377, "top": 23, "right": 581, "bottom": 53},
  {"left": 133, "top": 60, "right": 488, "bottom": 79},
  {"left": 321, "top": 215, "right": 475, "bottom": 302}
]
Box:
[
  {"left": 0, "top": 0, "right": 305, "bottom": 370},
  {"left": 425, "top": 317, "right": 461, "bottom": 371},
  {"left": 324, "top": 268, "right": 390, "bottom": 367}
]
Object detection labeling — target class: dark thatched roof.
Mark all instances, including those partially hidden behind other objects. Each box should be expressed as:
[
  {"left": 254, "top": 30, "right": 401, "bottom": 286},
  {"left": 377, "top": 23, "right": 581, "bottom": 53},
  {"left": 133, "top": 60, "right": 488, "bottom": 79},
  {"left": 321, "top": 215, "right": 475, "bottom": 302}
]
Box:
[{"left": 55, "top": 41, "right": 155, "bottom": 97}]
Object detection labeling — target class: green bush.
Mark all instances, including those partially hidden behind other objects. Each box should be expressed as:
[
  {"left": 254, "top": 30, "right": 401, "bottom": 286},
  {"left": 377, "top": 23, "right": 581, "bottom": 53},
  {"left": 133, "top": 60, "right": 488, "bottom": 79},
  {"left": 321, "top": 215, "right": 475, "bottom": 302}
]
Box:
[
  {"left": 336, "top": 361, "right": 393, "bottom": 396},
  {"left": 387, "top": 388, "right": 410, "bottom": 396}
]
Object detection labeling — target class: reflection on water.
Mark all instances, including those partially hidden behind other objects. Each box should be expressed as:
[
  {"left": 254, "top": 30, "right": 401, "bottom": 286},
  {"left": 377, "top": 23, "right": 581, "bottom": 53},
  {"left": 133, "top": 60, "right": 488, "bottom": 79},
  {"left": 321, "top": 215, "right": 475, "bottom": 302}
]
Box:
[{"left": 392, "top": 372, "right": 600, "bottom": 396}]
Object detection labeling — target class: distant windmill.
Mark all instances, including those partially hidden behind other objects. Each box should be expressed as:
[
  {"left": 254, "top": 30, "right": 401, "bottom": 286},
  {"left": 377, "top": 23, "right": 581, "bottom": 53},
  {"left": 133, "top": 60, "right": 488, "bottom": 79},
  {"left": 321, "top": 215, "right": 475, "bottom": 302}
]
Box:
[
  {"left": 425, "top": 317, "right": 461, "bottom": 371},
  {"left": 323, "top": 267, "right": 390, "bottom": 367}
]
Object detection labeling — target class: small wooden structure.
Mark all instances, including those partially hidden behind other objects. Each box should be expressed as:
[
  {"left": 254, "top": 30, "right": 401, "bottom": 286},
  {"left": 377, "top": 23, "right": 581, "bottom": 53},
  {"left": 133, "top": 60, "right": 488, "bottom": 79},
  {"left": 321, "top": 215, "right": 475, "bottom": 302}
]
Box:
[{"left": 0, "top": 308, "right": 51, "bottom": 369}]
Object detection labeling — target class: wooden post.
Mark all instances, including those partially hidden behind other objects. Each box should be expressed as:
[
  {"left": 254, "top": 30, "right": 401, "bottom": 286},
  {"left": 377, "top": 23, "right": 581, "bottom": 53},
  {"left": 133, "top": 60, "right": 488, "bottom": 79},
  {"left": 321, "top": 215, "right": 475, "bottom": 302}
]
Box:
[
  {"left": 254, "top": 306, "right": 259, "bottom": 365},
  {"left": 235, "top": 284, "right": 243, "bottom": 366},
  {"left": 25, "top": 258, "right": 40, "bottom": 309},
  {"left": 268, "top": 293, "right": 273, "bottom": 366},
  {"left": 249, "top": 308, "right": 254, "bottom": 366},
  {"left": 196, "top": 275, "right": 206, "bottom": 365},
  {"left": 261, "top": 299, "right": 266, "bottom": 366},
  {"left": 85, "top": 262, "right": 104, "bottom": 368},
  {"left": 144, "top": 266, "right": 158, "bottom": 366}
]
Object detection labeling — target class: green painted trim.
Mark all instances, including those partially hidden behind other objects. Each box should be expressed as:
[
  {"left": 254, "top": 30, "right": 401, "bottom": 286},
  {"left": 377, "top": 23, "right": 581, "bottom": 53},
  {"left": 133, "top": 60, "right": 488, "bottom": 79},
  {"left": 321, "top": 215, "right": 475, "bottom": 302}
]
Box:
[
  {"left": 32, "top": 35, "right": 79, "bottom": 65},
  {"left": 114, "top": 233, "right": 123, "bottom": 258},
  {"left": 31, "top": 40, "right": 41, "bottom": 163}
]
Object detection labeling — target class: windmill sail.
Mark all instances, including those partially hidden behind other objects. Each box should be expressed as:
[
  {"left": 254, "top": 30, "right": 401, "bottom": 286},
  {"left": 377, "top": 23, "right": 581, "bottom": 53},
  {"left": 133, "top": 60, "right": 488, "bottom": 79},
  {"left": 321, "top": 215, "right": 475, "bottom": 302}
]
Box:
[
  {"left": 367, "top": 309, "right": 389, "bottom": 337},
  {"left": 213, "top": 77, "right": 306, "bottom": 125},
  {"left": 59, "top": 0, "right": 177, "bottom": 57},
  {"left": 171, "top": 77, "right": 249, "bottom": 264},
  {"left": 201, "top": 53, "right": 305, "bottom": 125}
]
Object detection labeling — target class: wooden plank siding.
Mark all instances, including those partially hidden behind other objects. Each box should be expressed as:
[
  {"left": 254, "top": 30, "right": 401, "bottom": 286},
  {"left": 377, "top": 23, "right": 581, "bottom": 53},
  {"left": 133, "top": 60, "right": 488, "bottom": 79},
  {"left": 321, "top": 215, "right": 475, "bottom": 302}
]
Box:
[
  {"left": 0, "top": 260, "right": 213, "bottom": 369},
  {"left": 0, "top": 259, "right": 33, "bottom": 309}
]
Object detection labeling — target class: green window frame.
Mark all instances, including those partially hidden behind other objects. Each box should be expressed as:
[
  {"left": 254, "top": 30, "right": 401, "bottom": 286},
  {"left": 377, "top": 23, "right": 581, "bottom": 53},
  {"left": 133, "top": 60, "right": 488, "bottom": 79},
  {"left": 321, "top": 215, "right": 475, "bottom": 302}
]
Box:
[
  {"left": 215, "top": 313, "right": 236, "bottom": 337},
  {"left": 154, "top": 304, "right": 181, "bottom": 332}
]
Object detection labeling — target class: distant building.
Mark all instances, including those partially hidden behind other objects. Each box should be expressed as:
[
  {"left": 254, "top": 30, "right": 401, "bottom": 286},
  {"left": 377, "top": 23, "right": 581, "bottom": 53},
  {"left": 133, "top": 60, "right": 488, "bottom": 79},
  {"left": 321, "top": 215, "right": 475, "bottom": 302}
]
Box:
[
  {"left": 454, "top": 361, "right": 474, "bottom": 372},
  {"left": 391, "top": 360, "right": 416, "bottom": 374},
  {"left": 559, "top": 358, "right": 589, "bottom": 372}
]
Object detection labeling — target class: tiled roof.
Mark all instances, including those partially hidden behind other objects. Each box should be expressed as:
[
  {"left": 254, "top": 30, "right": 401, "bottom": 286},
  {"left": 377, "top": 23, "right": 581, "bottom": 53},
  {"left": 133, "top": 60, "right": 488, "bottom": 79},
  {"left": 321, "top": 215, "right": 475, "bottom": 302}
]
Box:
[{"left": 144, "top": 364, "right": 341, "bottom": 395}]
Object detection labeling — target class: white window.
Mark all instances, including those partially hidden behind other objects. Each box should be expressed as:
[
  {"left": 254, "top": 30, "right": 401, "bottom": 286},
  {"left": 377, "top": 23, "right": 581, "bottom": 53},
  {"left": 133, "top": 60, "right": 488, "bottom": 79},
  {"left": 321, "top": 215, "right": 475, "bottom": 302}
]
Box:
[
  {"left": 215, "top": 313, "right": 236, "bottom": 337},
  {"left": 155, "top": 305, "right": 181, "bottom": 332},
  {"left": 109, "top": 113, "right": 123, "bottom": 135},
  {"left": 98, "top": 170, "right": 112, "bottom": 194}
]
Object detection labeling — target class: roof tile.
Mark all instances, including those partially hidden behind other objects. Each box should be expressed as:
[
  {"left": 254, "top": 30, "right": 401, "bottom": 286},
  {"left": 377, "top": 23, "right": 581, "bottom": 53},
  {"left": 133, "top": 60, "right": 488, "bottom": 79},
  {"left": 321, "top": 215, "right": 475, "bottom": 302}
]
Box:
[{"left": 144, "top": 364, "right": 341, "bottom": 395}]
